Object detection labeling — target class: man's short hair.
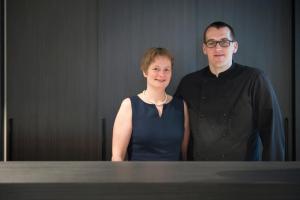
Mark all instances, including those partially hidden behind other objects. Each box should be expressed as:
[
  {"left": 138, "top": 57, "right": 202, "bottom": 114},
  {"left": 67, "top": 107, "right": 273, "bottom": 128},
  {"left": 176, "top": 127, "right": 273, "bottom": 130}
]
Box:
[{"left": 203, "top": 21, "right": 236, "bottom": 42}]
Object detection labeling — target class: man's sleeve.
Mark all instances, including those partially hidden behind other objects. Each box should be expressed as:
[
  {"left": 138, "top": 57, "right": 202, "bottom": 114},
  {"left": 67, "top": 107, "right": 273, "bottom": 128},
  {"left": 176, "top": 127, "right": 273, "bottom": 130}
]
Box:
[
  {"left": 252, "top": 71, "right": 285, "bottom": 161},
  {"left": 174, "top": 79, "right": 184, "bottom": 98}
]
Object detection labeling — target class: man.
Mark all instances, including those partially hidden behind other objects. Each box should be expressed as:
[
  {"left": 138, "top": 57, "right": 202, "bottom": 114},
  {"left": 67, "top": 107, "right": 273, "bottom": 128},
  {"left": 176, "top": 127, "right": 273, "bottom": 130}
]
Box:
[{"left": 175, "top": 21, "right": 285, "bottom": 161}]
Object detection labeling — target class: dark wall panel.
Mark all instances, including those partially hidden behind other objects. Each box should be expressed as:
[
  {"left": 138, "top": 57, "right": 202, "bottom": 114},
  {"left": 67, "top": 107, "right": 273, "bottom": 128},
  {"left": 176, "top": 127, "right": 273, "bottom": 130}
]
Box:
[
  {"left": 7, "top": 0, "right": 100, "bottom": 160},
  {"left": 98, "top": 0, "right": 199, "bottom": 159},
  {"left": 296, "top": 0, "right": 300, "bottom": 160},
  {"left": 197, "top": 2, "right": 292, "bottom": 157},
  {"left": 98, "top": 0, "right": 292, "bottom": 160},
  {"left": 0, "top": 0, "right": 4, "bottom": 161},
  {"left": 5, "top": 0, "right": 294, "bottom": 160}
]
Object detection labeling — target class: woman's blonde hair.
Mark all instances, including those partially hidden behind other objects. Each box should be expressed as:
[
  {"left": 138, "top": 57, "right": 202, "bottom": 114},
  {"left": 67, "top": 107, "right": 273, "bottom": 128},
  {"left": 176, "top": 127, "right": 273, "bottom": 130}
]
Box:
[{"left": 140, "top": 47, "right": 174, "bottom": 72}]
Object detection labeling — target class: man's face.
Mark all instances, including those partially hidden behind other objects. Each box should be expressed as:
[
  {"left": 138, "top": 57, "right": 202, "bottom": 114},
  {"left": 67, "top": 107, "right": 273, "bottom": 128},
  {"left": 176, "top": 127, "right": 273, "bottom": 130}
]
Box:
[{"left": 203, "top": 27, "right": 238, "bottom": 71}]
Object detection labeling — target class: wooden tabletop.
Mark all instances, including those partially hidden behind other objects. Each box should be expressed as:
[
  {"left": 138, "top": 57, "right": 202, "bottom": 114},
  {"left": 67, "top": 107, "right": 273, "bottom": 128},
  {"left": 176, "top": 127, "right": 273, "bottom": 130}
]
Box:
[{"left": 0, "top": 161, "right": 299, "bottom": 200}]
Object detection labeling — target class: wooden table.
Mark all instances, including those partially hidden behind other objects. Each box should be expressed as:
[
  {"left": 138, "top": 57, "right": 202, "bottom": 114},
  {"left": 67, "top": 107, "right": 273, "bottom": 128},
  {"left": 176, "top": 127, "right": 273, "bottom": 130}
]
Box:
[{"left": 0, "top": 162, "right": 299, "bottom": 200}]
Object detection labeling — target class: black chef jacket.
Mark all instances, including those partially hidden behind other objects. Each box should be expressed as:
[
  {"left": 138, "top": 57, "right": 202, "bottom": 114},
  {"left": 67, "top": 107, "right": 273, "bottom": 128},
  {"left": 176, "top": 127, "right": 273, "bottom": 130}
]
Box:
[{"left": 175, "top": 62, "right": 285, "bottom": 161}]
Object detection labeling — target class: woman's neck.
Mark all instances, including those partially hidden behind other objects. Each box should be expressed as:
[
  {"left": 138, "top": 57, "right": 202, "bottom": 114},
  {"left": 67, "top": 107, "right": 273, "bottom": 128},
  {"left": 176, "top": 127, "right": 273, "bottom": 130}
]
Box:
[{"left": 143, "top": 88, "right": 167, "bottom": 106}]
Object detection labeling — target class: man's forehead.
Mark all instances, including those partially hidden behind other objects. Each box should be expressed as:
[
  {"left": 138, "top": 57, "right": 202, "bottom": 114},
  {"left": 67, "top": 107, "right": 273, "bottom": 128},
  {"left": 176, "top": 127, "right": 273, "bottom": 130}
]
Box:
[{"left": 206, "top": 27, "right": 232, "bottom": 39}]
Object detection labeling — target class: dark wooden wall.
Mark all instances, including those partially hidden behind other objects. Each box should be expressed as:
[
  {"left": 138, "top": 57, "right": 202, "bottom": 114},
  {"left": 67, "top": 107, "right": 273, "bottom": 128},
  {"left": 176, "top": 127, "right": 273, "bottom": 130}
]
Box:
[
  {"left": 7, "top": 0, "right": 100, "bottom": 160},
  {"left": 296, "top": 0, "right": 300, "bottom": 161},
  {"left": 0, "top": 0, "right": 4, "bottom": 161},
  {"left": 1, "top": 0, "right": 297, "bottom": 160},
  {"left": 99, "top": 0, "right": 293, "bottom": 160}
]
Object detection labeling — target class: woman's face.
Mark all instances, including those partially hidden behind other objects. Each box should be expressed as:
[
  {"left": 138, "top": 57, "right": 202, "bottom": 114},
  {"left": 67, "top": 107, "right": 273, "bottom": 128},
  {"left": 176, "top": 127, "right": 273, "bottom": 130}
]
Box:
[{"left": 143, "top": 55, "right": 172, "bottom": 89}]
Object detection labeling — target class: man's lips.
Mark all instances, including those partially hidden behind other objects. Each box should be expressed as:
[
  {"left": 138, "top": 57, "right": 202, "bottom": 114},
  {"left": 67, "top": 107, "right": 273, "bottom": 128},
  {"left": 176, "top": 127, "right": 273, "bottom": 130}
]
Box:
[
  {"left": 155, "top": 79, "right": 166, "bottom": 82},
  {"left": 214, "top": 54, "right": 225, "bottom": 57}
]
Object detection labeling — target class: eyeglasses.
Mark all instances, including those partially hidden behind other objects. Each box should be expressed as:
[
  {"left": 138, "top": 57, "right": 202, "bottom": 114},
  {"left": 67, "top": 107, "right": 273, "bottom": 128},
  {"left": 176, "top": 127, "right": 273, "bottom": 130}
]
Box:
[{"left": 205, "top": 39, "right": 235, "bottom": 48}]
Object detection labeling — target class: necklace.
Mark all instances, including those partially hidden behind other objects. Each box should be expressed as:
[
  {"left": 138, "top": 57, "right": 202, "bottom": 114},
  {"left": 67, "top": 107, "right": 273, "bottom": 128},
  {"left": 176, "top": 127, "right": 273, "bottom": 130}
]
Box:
[{"left": 143, "top": 90, "right": 168, "bottom": 106}]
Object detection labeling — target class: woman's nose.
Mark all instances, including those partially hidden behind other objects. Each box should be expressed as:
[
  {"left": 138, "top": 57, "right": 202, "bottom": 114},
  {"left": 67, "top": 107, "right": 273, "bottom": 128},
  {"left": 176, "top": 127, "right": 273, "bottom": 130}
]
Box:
[{"left": 158, "top": 70, "right": 166, "bottom": 76}]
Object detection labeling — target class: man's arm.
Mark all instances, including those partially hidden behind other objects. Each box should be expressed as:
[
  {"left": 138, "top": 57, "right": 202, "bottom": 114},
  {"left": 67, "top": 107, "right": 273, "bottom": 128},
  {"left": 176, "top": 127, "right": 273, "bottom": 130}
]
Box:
[{"left": 252, "top": 71, "right": 285, "bottom": 161}]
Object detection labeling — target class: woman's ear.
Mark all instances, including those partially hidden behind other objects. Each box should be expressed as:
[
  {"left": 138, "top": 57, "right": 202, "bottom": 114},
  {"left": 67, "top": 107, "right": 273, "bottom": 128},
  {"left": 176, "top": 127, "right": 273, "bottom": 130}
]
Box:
[{"left": 143, "top": 71, "right": 148, "bottom": 78}]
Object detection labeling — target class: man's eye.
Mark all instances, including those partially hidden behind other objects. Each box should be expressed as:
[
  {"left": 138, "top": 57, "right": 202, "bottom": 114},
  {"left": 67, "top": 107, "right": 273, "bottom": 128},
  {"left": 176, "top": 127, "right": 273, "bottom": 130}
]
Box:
[
  {"left": 220, "top": 40, "right": 230, "bottom": 44},
  {"left": 207, "top": 41, "right": 216, "bottom": 45}
]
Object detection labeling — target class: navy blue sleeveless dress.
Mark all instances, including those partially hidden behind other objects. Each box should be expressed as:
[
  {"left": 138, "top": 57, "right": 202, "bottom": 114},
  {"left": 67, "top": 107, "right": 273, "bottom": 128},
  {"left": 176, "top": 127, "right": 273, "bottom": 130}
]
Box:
[{"left": 127, "top": 96, "right": 184, "bottom": 161}]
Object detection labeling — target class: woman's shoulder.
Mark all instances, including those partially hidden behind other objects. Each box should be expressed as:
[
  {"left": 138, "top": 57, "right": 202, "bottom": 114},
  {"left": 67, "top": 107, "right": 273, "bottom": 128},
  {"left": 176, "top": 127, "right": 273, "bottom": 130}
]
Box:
[
  {"left": 119, "top": 97, "right": 132, "bottom": 110},
  {"left": 122, "top": 95, "right": 140, "bottom": 103},
  {"left": 122, "top": 95, "right": 144, "bottom": 109}
]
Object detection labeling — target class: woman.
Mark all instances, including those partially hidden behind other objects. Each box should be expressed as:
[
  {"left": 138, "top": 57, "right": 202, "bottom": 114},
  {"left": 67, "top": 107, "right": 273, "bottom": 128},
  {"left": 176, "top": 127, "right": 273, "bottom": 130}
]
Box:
[{"left": 111, "top": 47, "right": 189, "bottom": 161}]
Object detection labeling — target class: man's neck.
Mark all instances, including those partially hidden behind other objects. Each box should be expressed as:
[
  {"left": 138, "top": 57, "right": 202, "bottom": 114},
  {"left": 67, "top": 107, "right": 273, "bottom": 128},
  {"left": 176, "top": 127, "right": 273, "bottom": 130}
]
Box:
[{"left": 209, "top": 62, "right": 232, "bottom": 77}]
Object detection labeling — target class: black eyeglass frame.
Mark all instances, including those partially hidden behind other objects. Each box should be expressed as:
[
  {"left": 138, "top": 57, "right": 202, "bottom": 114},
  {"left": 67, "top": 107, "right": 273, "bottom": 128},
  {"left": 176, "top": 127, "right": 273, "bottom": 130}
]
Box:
[{"left": 204, "top": 39, "right": 235, "bottom": 48}]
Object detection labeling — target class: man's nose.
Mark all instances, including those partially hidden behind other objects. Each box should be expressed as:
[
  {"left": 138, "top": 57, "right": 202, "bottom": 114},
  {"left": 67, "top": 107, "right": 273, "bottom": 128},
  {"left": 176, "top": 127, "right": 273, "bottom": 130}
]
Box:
[{"left": 215, "top": 42, "right": 223, "bottom": 50}]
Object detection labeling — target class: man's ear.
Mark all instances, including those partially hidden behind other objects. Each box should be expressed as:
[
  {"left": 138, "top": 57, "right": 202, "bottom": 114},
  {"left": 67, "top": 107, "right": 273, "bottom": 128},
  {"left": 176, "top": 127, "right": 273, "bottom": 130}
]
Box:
[
  {"left": 202, "top": 43, "right": 207, "bottom": 55},
  {"left": 233, "top": 41, "right": 238, "bottom": 53}
]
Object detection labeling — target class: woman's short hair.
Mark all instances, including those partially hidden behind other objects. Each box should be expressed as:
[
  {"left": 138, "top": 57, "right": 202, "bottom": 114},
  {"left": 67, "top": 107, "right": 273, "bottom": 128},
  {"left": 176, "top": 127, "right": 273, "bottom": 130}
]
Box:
[{"left": 140, "top": 47, "right": 174, "bottom": 72}]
